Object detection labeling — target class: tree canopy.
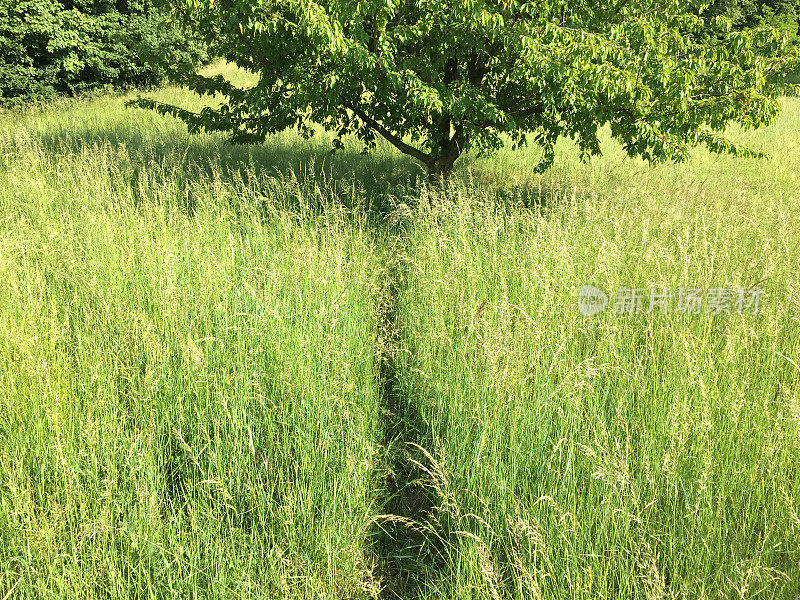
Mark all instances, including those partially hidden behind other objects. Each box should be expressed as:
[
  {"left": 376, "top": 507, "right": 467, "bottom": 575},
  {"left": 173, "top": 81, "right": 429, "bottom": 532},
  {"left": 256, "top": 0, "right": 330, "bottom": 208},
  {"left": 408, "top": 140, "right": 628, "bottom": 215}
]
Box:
[{"left": 135, "top": 0, "right": 800, "bottom": 179}]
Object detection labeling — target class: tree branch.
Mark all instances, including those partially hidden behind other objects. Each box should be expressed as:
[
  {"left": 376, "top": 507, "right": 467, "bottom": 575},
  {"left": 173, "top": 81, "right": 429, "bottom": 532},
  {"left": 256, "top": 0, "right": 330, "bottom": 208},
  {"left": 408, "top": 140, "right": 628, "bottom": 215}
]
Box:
[{"left": 344, "top": 101, "right": 431, "bottom": 164}]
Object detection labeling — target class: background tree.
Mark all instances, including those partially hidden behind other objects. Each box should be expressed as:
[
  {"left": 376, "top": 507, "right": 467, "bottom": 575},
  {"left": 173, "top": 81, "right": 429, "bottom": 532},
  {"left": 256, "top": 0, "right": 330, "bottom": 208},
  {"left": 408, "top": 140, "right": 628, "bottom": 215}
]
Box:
[
  {"left": 135, "top": 0, "right": 799, "bottom": 181},
  {"left": 702, "top": 0, "right": 800, "bottom": 41},
  {"left": 0, "top": 0, "right": 207, "bottom": 107}
]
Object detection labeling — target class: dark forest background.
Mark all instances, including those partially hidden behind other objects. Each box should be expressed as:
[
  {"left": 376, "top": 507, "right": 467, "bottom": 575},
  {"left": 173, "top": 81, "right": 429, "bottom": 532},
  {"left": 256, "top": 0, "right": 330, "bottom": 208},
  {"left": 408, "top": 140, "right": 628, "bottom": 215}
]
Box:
[{"left": 0, "top": 0, "right": 207, "bottom": 107}]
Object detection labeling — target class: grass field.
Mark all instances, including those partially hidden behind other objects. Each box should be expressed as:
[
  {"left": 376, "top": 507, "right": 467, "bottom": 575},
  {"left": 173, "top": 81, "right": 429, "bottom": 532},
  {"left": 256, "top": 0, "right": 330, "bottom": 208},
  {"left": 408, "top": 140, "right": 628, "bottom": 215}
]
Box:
[{"left": 1, "top": 64, "right": 799, "bottom": 598}]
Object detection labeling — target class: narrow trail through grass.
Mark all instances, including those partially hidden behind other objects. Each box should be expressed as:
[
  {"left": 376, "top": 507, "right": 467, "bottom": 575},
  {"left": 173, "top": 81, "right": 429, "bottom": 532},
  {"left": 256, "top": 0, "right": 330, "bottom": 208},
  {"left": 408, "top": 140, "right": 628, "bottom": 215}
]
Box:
[{"left": 370, "top": 223, "right": 446, "bottom": 600}]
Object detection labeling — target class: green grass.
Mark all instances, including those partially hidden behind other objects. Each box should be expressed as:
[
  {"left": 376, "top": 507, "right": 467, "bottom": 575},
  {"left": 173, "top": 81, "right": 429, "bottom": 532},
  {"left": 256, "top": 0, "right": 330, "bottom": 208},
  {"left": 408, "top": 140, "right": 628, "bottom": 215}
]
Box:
[
  {"left": 392, "top": 187, "right": 800, "bottom": 598},
  {"left": 0, "top": 79, "right": 385, "bottom": 597},
  {"left": 1, "top": 64, "right": 799, "bottom": 598}
]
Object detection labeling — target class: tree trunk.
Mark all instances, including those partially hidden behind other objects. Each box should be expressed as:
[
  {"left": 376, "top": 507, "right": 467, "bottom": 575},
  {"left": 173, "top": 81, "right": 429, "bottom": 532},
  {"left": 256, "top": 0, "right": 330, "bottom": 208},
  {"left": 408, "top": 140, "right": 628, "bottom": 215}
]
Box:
[
  {"left": 427, "top": 127, "right": 464, "bottom": 185},
  {"left": 427, "top": 156, "right": 456, "bottom": 185}
]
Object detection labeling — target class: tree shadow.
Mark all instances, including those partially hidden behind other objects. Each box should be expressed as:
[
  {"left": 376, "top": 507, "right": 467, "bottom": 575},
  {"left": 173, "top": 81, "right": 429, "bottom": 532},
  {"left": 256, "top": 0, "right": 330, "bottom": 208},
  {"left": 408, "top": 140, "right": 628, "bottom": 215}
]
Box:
[
  {"left": 29, "top": 117, "right": 431, "bottom": 224},
  {"left": 27, "top": 112, "right": 575, "bottom": 225}
]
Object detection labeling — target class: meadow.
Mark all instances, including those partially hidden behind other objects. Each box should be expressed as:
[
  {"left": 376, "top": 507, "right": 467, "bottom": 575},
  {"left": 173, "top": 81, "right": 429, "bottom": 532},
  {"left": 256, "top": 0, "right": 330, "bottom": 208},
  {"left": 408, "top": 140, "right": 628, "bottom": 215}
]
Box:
[{"left": 0, "top": 64, "right": 799, "bottom": 598}]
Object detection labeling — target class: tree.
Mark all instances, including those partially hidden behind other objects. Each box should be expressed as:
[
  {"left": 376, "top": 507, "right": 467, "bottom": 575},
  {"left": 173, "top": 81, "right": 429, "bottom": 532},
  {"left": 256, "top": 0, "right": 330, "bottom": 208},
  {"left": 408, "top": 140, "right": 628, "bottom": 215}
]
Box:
[
  {"left": 702, "top": 0, "right": 800, "bottom": 40},
  {"left": 0, "top": 0, "right": 206, "bottom": 108},
  {"left": 133, "top": 0, "right": 799, "bottom": 181}
]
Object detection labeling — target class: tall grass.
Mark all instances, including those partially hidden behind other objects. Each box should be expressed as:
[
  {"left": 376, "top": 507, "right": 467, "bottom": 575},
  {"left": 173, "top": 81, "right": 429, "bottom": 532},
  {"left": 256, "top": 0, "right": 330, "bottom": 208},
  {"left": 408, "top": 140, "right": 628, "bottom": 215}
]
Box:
[
  {"left": 0, "top": 112, "right": 385, "bottom": 597},
  {"left": 1, "top": 65, "right": 799, "bottom": 598},
  {"left": 389, "top": 109, "right": 800, "bottom": 598}
]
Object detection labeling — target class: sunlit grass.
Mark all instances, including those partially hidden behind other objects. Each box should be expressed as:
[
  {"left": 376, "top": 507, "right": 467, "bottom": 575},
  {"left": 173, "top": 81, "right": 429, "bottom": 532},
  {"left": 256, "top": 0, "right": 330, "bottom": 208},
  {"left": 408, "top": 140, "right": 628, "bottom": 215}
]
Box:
[
  {"left": 0, "top": 109, "right": 384, "bottom": 598},
  {"left": 391, "top": 182, "right": 800, "bottom": 598}
]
